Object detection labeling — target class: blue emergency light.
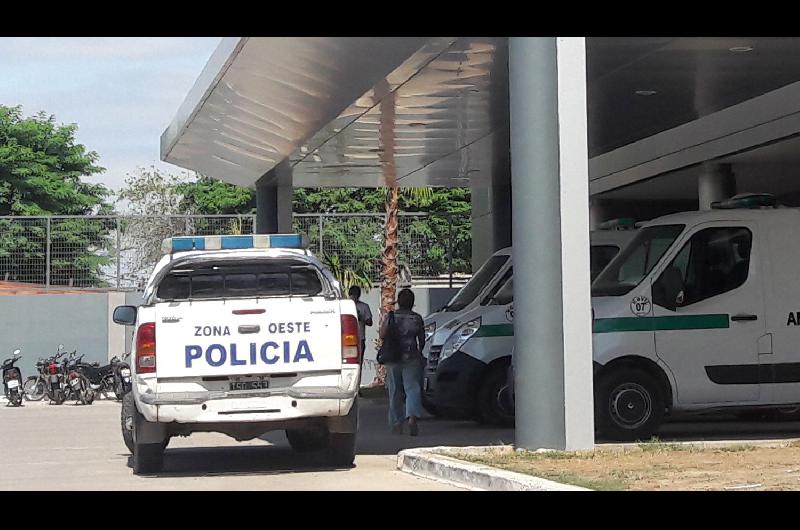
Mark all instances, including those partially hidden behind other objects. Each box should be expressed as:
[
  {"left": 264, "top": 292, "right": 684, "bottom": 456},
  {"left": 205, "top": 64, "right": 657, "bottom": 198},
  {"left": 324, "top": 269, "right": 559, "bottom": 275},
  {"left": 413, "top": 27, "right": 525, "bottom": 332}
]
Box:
[{"left": 161, "top": 234, "right": 309, "bottom": 254}]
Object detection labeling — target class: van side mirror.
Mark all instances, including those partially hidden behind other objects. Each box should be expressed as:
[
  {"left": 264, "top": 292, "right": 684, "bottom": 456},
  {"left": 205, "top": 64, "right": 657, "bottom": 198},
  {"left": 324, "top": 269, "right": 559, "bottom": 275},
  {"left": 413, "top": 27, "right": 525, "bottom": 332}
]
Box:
[
  {"left": 113, "top": 305, "right": 138, "bottom": 326},
  {"left": 653, "top": 266, "right": 684, "bottom": 312}
]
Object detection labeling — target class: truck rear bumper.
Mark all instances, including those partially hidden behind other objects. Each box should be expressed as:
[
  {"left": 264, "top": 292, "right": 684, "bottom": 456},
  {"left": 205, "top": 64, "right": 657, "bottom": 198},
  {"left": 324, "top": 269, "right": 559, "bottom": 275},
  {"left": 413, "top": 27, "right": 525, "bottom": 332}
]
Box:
[{"left": 138, "top": 391, "right": 357, "bottom": 424}]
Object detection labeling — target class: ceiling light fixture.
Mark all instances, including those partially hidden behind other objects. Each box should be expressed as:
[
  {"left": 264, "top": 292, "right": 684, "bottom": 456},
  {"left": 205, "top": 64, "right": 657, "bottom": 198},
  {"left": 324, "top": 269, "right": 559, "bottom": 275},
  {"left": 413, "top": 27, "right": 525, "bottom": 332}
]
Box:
[
  {"left": 635, "top": 90, "right": 657, "bottom": 96},
  {"left": 729, "top": 46, "right": 753, "bottom": 53}
]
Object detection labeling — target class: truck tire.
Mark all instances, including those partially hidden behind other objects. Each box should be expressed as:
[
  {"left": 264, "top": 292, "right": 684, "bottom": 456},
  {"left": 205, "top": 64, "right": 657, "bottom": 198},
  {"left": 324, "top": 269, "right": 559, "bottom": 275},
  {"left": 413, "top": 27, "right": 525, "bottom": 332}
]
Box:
[
  {"left": 595, "top": 367, "right": 665, "bottom": 442},
  {"left": 476, "top": 364, "right": 515, "bottom": 427},
  {"left": 121, "top": 393, "right": 135, "bottom": 454},
  {"left": 327, "top": 432, "right": 356, "bottom": 467},
  {"left": 286, "top": 428, "right": 328, "bottom": 453},
  {"left": 133, "top": 442, "right": 164, "bottom": 475}
]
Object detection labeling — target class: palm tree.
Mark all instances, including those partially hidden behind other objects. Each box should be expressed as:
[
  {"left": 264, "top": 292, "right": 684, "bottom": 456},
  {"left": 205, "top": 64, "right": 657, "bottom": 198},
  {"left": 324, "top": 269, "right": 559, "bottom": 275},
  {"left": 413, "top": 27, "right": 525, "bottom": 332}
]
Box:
[{"left": 372, "top": 186, "right": 432, "bottom": 385}]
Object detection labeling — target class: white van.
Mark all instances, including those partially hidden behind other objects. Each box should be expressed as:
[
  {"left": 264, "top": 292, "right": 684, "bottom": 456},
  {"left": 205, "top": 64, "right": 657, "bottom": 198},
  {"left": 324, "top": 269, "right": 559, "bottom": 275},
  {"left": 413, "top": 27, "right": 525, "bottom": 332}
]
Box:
[
  {"left": 424, "top": 228, "right": 637, "bottom": 423},
  {"left": 591, "top": 194, "right": 800, "bottom": 440}
]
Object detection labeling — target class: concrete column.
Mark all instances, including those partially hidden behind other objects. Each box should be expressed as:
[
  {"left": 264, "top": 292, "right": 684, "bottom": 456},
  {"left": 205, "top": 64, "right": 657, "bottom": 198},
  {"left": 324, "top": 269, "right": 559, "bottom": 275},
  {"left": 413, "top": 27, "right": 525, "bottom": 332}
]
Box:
[
  {"left": 698, "top": 162, "right": 736, "bottom": 210},
  {"left": 255, "top": 160, "right": 293, "bottom": 234},
  {"left": 509, "top": 37, "right": 595, "bottom": 450},
  {"left": 589, "top": 198, "right": 610, "bottom": 230}
]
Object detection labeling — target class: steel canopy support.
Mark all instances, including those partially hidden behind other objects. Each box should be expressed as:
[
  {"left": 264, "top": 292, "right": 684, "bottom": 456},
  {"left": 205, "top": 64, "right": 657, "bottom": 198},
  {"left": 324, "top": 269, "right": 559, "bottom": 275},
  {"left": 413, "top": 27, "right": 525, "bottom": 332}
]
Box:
[
  {"left": 509, "top": 37, "right": 595, "bottom": 451},
  {"left": 255, "top": 160, "right": 293, "bottom": 234}
]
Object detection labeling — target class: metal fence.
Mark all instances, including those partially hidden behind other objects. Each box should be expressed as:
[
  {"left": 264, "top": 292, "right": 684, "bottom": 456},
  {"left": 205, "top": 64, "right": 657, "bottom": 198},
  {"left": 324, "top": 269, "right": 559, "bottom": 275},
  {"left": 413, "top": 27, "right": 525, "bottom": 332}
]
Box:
[{"left": 0, "top": 213, "right": 471, "bottom": 290}]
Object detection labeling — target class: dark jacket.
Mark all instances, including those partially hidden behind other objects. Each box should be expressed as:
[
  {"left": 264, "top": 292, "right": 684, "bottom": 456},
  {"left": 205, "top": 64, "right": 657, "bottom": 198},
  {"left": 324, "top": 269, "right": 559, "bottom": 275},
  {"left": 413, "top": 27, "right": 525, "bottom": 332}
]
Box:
[{"left": 382, "top": 309, "right": 426, "bottom": 362}]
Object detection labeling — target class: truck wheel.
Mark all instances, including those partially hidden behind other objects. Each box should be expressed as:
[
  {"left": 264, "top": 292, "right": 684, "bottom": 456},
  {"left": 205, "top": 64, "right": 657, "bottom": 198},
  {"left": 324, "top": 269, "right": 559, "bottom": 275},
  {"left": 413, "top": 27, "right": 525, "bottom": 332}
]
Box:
[
  {"left": 285, "top": 428, "right": 328, "bottom": 453},
  {"left": 327, "top": 432, "right": 356, "bottom": 467},
  {"left": 476, "top": 364, "right": 515, "bottom": 427},
  {"left": 595, "top": 367, "right": 665, "bottom": 442},
  {"left": 133, "top": 442, "right": 164, "bottom": 475},
  {"left": 121, "top": 393, "right": 135, "bottom": 454}
]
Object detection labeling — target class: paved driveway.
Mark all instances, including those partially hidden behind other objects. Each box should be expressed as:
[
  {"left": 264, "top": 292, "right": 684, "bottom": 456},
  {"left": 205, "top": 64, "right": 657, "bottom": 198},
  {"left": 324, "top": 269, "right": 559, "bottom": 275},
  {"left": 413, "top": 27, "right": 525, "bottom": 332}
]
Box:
[{"left": 0, "top": 396, "right": 512, "bottom": 491}]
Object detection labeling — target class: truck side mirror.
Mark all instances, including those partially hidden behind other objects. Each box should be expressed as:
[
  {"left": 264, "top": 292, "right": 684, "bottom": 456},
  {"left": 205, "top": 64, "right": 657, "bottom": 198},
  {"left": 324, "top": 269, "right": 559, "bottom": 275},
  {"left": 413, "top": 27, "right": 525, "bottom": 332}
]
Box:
[
  {"left": 113, "top": 305, "right": 138, "bottom": 326},
  {"left": 653, "top": 266, "right": 684, "bottom": 312}
]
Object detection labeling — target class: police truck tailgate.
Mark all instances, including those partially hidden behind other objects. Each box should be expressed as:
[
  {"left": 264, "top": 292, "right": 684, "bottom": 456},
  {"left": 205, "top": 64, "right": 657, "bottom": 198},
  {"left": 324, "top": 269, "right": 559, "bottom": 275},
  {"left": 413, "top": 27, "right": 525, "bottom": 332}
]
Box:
[{"left": 154, "top": 298, "right": 342, "bottom": 378}]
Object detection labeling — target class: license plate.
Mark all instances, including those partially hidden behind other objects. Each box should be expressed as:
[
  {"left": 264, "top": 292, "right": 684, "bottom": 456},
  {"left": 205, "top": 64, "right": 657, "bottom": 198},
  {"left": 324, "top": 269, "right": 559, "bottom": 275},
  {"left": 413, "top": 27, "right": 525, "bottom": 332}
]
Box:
[
  {"left": 7, "top": 380, "right": 19, "bottom": 389},
  {"left": 70, "top": 379, "right": 80, "bottom": 387},
  {"left": 120, "top": 369, "right": 130, "bottom": 377},
  {"left": 230, "top": 380, "right": 269, "bottom": 391}
]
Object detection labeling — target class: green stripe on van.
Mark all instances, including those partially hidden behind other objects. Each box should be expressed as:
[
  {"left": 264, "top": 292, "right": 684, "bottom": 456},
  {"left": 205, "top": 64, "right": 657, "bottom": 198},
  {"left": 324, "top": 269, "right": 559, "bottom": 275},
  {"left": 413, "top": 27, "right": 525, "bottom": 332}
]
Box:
[
  {"left": 473, "top": 324, "right": 514, "bottom": 338},
  {"left": 593, "top": 314, "right": 729, "bottom": 333}
]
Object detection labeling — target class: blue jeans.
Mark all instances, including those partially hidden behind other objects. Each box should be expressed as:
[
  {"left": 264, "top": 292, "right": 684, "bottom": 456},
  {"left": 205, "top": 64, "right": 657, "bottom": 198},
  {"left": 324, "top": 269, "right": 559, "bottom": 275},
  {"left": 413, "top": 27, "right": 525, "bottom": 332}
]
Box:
[{"left": 386, "top": 358, "right": 424, "bottom": 426}]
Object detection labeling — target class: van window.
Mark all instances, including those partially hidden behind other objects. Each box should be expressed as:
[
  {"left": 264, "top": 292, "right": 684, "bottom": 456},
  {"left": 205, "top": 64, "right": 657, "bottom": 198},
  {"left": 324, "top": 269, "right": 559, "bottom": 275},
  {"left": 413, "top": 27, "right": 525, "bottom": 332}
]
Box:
[
  {"left": 481, "top": 267, "right": 513, "bottom": 305},
  {"left": 590, "top": 245, "right": 621, "bottom": 281},
  {"left": 444, "top": 254, "right": 509, "bottom": 312},
  {"left": 490, "top": 277, "right": 513, "bottom": 306},
  {"left": 655, "top": 227, "right": 752, "bottom": 307},
  {"left": 157, "top": 260, "right": 324, "bottom": 301},
  {"left": 592, "top": 225, "right": 684, "bottom": 297}
]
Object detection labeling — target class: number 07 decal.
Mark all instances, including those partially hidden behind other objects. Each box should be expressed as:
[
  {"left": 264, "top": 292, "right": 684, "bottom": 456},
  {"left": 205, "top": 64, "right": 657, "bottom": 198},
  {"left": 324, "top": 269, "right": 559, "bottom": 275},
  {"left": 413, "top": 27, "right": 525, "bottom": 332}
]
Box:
[{"left": 630, "top": 296, "right": 652, "bottom": 317}]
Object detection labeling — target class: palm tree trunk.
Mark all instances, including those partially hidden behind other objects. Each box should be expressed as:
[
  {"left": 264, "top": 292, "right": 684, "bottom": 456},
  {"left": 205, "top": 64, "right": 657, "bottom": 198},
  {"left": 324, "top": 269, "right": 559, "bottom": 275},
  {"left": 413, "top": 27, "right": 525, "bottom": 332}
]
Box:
[{"left": 373, "top": 186, "right": 400, "bottom": 385}]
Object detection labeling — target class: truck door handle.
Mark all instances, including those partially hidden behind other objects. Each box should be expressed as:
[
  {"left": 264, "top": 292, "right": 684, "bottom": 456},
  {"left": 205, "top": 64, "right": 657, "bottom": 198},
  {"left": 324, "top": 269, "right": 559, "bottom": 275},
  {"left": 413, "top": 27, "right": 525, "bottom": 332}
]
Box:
[{"left": 731, "top": 314, "right": 758, "bottom": 322}]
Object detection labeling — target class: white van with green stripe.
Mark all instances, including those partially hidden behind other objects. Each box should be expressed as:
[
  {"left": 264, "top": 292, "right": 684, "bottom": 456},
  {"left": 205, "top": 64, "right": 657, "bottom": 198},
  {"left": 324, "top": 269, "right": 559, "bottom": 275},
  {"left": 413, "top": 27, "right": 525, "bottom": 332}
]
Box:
[
  {"left": 425, "top": 228, "right": 636, "bottom": 425},
  {"left": 592, "top": 194, "right": 800, "bottom": 440}
]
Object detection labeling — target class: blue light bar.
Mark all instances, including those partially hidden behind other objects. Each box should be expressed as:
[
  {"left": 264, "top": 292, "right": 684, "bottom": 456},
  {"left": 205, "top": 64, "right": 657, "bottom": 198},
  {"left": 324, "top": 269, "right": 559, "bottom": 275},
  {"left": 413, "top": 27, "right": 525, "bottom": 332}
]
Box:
[{"left": 161, "top": 234, "right": 309, "bottom": 254}]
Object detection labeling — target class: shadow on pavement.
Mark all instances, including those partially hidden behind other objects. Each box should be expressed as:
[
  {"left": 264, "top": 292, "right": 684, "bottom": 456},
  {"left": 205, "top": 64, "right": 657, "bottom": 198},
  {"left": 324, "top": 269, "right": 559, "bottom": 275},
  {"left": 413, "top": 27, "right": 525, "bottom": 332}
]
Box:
[
  {"left": 356, "top": 397, "right": 514, "bottom": 455},
  {"left": 126, "top": 444, "right": 351, "bottom": 478}
]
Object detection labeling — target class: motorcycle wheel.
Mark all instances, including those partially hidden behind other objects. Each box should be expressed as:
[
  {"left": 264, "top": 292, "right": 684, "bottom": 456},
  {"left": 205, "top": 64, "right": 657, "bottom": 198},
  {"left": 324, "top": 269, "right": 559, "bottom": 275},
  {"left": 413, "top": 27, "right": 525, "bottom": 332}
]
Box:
[
  {"left": 13, "top": 390, "right": 23, "bottom": 406},
  {"left": 113, "top": 379, "right": 124, "bottom": 401},
  {"left": 52, "top": 389, "right": 65, "bottom": 405},
  {"left": 23, "top": 377, "right": 45, "bottom": 401}
]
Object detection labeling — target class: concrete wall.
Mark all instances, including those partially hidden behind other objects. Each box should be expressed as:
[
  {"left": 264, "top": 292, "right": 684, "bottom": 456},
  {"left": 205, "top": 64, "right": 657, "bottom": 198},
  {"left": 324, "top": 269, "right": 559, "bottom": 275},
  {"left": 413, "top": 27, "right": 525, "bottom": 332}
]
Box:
[{"left": 0, "top": 292, "right": 120, "bottom": 381}]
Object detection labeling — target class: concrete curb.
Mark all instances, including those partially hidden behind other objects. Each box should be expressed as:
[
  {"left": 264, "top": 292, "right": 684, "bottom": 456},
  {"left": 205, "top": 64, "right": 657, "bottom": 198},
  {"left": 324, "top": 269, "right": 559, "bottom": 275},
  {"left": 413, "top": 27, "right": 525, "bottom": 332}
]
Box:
[{"left": 397, "top": 446, "right": 590, "bottom": 491}]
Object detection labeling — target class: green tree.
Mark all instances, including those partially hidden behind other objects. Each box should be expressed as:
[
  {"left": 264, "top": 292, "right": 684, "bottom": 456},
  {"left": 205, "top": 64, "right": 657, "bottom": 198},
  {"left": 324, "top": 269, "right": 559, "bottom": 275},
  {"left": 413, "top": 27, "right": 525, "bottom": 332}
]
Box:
[{"left": 0, "top": 105, "right": 112, "bottom": 286}]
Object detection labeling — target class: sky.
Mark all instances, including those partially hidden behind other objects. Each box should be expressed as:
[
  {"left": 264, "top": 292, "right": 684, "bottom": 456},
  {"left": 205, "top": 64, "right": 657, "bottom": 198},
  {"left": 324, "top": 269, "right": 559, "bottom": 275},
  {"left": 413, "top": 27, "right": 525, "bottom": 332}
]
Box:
[{"left": 0, "top": 37, "right": 222, "bottom": 191}]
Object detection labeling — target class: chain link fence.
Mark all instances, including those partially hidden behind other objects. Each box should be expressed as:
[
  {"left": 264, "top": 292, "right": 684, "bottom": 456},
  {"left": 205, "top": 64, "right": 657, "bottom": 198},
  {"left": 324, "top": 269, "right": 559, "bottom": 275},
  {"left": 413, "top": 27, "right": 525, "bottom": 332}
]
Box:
[{"left": 0, "top": 213, "right": 470, "bottom": 290}]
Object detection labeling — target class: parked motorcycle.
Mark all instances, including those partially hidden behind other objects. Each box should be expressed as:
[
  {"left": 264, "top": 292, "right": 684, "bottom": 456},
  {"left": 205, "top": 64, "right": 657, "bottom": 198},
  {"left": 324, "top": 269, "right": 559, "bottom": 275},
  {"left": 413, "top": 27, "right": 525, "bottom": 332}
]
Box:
[
  {"left": 65, "top": 352, "right": 94, "bottom": 405},
  {"left": 23, "top": 357, "right": 50, "bottom": 401},
  {"left": 47, "top": 345, "right": 69, "bottom": 405},
  {"left": 2, "top": 349, "right": 24, "bottom": 407},
  {"left": 77, "top": 355, "right": 127, "bottom": 401},
  {"left": 113, "top": 354, "right": 132, "bottom": 398}
]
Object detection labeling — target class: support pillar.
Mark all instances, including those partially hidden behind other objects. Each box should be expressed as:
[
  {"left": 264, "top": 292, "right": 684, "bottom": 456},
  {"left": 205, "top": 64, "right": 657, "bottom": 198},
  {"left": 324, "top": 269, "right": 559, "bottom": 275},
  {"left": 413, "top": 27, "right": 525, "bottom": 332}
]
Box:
[
  {"left": 698, "top": 162, "right": 736, "bottom": 210},
  {"left": 509, "top": 37, "right": 595, "bottom": 450},
  {"left": 589, "top": 198, "right": 611, "bottom": 230},
  {"left": 255, "top": 160, "right": 293, "bottom": 234}
]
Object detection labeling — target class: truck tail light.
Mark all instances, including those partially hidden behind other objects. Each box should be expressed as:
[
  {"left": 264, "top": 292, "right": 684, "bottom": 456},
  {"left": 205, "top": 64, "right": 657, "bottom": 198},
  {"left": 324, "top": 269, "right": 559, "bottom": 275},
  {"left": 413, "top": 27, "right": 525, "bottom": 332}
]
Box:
[
  {"left": 136, "top": 322, "right": 156, "bottom": 374},
  {"left": 340, "top": 315, "right": 360, "bottom": 365}
]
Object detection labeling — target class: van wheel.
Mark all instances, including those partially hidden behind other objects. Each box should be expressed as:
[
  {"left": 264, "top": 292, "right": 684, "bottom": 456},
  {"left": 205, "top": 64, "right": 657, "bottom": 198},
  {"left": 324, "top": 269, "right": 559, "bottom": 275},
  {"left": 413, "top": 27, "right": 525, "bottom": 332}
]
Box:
[
  {"left": 327, "top": 433, "right": 356, "bottom": 467},
  {"left": 595, "top": 367, "right": 664, "bottom": 442},
  {"left": 476, "top": 364, "right": 515, "bottom": 427},
  {"left": 286, "top": 427, "right": 328, "bottom": 453},
  {"left": 422, "top": 396, "right": 440, "bottom": 417}
]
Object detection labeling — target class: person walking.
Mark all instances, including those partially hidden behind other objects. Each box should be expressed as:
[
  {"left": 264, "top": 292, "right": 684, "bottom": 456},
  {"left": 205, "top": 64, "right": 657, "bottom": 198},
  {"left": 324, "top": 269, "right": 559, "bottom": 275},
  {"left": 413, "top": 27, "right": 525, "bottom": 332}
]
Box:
[
  {"left": 348, "top": 285, "right": 373, "bottom": 361},
  {"left": 379, "top": 288, "right": 426, "bottom": 436}
]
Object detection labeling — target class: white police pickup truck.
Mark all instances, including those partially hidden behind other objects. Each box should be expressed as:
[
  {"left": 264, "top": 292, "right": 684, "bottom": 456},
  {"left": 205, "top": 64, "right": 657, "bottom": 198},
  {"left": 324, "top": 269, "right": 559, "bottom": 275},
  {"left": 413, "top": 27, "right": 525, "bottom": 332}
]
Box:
[{"left": 113, "top": 234, "right": 361, "bottom": 474}]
